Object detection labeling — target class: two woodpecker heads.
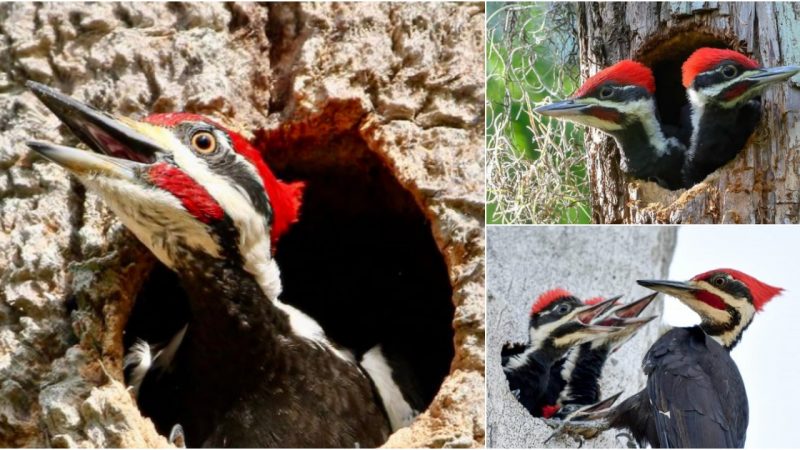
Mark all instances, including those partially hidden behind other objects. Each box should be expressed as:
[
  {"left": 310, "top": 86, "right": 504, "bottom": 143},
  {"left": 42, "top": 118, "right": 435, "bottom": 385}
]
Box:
[
  {"left": 26, "top": 82, "right": 302, "bottom": 293},
  {"left": 536, "top": 47, "right": 799, "bottom": 141},
  {"left": 528, "top": 268, "right": 783, "bottom": 355}
]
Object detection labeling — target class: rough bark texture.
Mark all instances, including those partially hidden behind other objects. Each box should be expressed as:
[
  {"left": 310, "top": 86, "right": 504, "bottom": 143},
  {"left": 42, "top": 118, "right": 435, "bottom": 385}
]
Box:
[
  {"left": 579, "top": 2, "right": 800, "bottom": 223},
  {"left": 0, "top": 2, "right": 485, "bottom": 447},
  {"left": 486, "top": 226, "right": 677, "bottom": 448}
]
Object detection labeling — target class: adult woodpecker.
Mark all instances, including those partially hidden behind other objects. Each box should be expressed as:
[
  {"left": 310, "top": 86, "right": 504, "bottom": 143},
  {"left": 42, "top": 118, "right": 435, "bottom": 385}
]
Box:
[
  {"left": 25, "top": 81, "right": 394, "bottom": 447},
  {"left": 562, "top": 269, "right": 783, "bottom": 448},
  {"left": 682, "top": 48, "right": 800, "bottom": 186},
  {"left": 535, "top": 60, "right": 687, "bottom": 190},
  {"left": 543, "top": 293, "right": 657, "bottom": 412},
  {"left": 501, "top": 289, "right": 639, "bottom": 418}
]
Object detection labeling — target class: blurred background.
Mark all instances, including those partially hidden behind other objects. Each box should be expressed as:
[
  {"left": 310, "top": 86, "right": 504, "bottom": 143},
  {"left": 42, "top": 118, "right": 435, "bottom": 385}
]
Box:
[{"left": 486, "top": 2, "right": 589, "bottom": 224}]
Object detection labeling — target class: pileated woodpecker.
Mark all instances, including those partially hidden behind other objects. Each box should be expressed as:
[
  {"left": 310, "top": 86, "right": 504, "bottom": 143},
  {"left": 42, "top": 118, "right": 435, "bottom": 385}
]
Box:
[
  {"left": 681, "top": 48, "right": 800, "bottom": 186},
  {"left": 26, "top": 81, "right": 395, "bottom": 447},
  {"left": 542, "top": 293, "right": 657, "bottom": 413},
  {"left": 563, "top": 269, "right": 783, "bottom": 448},
  {"left": 501, "top": 289, "right": 643, "bottom": 418},
  {"left": 534, "top": 60, "right": 687, "bottom": 190}
]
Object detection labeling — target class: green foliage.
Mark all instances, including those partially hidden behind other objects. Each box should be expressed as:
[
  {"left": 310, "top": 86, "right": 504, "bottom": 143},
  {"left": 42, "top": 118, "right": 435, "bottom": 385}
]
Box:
[{"left": 486, "top": 2, "right": 590, "bottom": 224}]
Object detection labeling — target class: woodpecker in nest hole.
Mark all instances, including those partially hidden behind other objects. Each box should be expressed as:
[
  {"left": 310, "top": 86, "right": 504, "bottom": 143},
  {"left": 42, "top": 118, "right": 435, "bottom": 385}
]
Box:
[
  {"left": 25, "top": 81, "right": 412, "bottom": 447},
  {"left": 681, "top": 47, "right": 800, "bottom": 186},
  {"left": 535, "top": 60, "right": 688, "bottom": 190},
  {"left": 501, "top": 289, "right": 653, "bottom": 418},
  {"left": 538, "top": 293, "right": 657, "bottom": 418},
  {"left": 554, "top": 269, "right": 783, "bottom": 448}
]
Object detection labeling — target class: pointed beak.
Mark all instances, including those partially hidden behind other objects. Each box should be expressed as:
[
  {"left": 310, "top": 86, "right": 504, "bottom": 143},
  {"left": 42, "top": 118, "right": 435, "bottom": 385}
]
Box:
[
  {"left": 607, "top": 292, "right": 658, "bottom": 319},
  {"left": 744, "top": 65, "right": 800, "bottom": 88},
  {"left": 637, "top": 278, "right": 697, "bottom": 296},
  {"left": 26, "top": 81, "right": 169, "bottom": 175},
  {"left": 534, "top": 98, "right": 591, "bottom": 118},
  {"left": 575, "top": 297, "right": 618, "bottom": 324}
]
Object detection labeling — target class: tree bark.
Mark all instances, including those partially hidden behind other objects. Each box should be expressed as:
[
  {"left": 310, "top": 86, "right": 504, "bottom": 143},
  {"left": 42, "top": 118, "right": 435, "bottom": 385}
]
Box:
[
  {"left": 486, "top": 226, "right": 677, "bottom": 448},
  {"left": 0, "top": 2, "right": 485, "bottom": 447},
  {"left": 579, "top": 2, "right": 800, "bottom": 224}
]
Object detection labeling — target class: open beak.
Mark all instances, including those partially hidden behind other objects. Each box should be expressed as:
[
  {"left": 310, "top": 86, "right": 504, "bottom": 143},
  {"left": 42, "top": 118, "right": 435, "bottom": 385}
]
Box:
[
  {"left": 534, "top": 98, "right": 591, "bottom": 118},
  {"left": 744, "top": 65, "right": 800, "bottom": 89},
  {"left": 606, "top": 292, "right": 658, "bottom": 320},
  {"left": 26, "top": 81, "right": 166, "bottom": 177},
  {"left": 575, "top": 297, "right": 618, "bottom": 324}
]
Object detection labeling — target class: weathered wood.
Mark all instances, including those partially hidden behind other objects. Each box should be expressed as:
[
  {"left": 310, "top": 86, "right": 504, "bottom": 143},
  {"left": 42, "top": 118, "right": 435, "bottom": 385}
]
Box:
[{"left": 579, "top": 2, "right": 800, "bottom": 223}]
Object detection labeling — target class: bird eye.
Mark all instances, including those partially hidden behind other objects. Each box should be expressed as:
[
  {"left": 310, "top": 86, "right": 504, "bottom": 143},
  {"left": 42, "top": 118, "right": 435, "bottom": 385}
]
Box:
[
  {"left": 191, "top": 131, "right": 217, "bottom": 154},
  {"left": 722, "top": 65, "right": 738, "bottom": 79},
  {"left": 555, "top": 304, "right": 571, "bottom": 315},
  {"left": 713, "top": 276, "right": 725, "bottom": 287},
  {"left": 599, "top": 87, "right": 613, "bottom": 99}
]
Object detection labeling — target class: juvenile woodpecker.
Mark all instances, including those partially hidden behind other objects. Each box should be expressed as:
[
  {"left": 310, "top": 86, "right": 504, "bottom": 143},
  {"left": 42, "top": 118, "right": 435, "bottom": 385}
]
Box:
[
  {"left": 564, "top": 269, "right": 783, "bottom": 448},
  {"left": 543, "top": 293, "right": 657, "bottom": 412},
  {"left": 26, "top": 82, "right": 394, "bottom": 447},
  {"left": 535, "top": 60, "right": 687, "bottom": 190},
  {"left": 682, "top": 48, "right": 800, "bottom": 186},
  {"left": 502, "top": 289, "right": 638, "bottom": 417}
]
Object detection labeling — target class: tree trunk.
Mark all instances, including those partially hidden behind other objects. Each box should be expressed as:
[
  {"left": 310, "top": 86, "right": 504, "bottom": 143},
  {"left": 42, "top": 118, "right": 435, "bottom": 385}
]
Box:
[
  {"left": 486, "top": 226, "right": 677, "bottom": 448},
  {"left": 579, "top": 2, "right": 800, "bottom": 224},
  {"left": 0, "top": 2, "right": 485, "bottom": 447}
]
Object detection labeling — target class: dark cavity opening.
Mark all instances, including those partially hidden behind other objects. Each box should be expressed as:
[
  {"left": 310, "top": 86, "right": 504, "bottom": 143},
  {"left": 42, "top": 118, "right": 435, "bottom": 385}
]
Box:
[
  {"left": 636, "top": 31, "right": 733, "bottom": 131},
  {"left": 123, "top": 127, "right": 455, "bottom": 444}
]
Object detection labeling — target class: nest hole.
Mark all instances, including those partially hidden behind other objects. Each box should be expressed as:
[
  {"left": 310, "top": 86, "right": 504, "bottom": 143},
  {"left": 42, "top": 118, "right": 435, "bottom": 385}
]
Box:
[
  {"left": 123, "top": 125, "right": 455, "bottom": 444},
  {"left": 636, "top": 31, "right": 736, "bottom": 130}
]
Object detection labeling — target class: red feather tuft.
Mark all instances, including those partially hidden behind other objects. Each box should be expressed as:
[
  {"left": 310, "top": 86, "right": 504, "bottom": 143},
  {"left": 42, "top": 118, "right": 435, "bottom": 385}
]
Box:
[
  {"left": 682, "top": 48, "right": 760, "bottom": 88},
  {"left": 144, "top": 113, "right": 304, "bottom": 246},
  {"left": 573, "top": 60, "right": 655, "bottom": 98},
  {"left": 692, "top": 268, "right": 783, "bottom": 311},
  {"left": 584, "top": 296, "right": 606, "bottom": 305},
  {"left": 531, "top": 288, "right": 573, "bottom": 316},
  {"left": 541, "top": 405, "right": 559, "bottom": 419}
]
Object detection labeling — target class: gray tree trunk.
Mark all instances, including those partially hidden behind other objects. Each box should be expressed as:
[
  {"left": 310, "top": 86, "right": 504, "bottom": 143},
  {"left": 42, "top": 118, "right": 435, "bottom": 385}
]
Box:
[
  {"left": 580, "top": 2, "right": 800, "bottom": 224},
  {"left": 0, "top": 3, "right": 485, "bottom": 447},
  {"left": 486, "top": 226, "right": 677, "bottom": 448}
]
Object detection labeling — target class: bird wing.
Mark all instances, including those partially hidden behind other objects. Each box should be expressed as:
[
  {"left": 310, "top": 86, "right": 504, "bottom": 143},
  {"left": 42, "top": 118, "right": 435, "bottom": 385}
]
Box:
[{"left": 645, "top": 328, "right": 747, "bottom": 448}]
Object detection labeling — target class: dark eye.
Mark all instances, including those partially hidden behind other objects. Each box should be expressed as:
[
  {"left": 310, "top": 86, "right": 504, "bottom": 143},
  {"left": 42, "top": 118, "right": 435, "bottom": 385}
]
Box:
[
  {"left": 555, "top": 304, "right": 571, "bottom": 315},
  {"left": 722, "top": 65, "right": 738, "bottom": 78},
  {"left": 191, "top": 131, "right": 217, "bottom": 154},
  {"left": 599, "top": 87, "right": 613, "bottom": 99},
  {"left": 713, "top": 276, "right": 725, "bottom": 287}
]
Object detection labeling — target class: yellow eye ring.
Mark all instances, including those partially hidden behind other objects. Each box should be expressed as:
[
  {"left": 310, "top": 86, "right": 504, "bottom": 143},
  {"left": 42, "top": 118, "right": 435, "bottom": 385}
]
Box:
[{"left": 191, "top": 131, "right": 217, "bottom": 154}]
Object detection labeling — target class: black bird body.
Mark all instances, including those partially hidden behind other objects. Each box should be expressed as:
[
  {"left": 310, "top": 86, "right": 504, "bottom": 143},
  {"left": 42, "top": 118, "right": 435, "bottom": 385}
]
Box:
[
  {"left": 141, "top": 248, "right": 391, "bottom": 447},
  {"left": 606, "top": 327, "right": 747, "bottom": 448},
  {"left": 563, "top": 270, "right": 783, "bottom": 448},
  {"left": 607, "top": 120, "right": 686, "bottom": 190},
  {"left": 683, "top": 99, "right": 761, "bottom": 186}
]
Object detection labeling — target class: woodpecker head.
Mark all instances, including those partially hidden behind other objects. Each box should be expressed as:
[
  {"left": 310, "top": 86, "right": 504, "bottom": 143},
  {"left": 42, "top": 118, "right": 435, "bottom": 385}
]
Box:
[
  {"left": 534, "top": 60, "right": 657, "bottom": 133},
  {"left": 26, "top": 82, "right": 303, "bottom": 300},
  {"left": 682, "top": 48, "right": 800, "bottom": 109},
  {"left": 638, "top": 269, "right": 783, "bottom": 349},
  {"left": 526, "top": 289, "right": 620, "bottom": 355}
]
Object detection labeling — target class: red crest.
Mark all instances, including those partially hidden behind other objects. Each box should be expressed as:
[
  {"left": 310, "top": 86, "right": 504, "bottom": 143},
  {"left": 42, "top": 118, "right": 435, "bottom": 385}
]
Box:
[
  {"left": 692, "top": 268, "right": 783, "bottom": 311},
  {"left": 531, "top": 288, "right": 574, "bottom": 316},
  {"left": 682, "top": 48, "right": 760, "bottom": 88},
  {"left": 573, "top": 60, "right": 655, "bottom": 98}
]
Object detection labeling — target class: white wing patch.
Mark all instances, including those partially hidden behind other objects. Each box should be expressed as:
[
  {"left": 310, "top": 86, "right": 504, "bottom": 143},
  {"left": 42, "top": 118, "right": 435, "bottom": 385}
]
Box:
[{"left": 361, "top": 346, "right": 418, "bottom": 431}]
